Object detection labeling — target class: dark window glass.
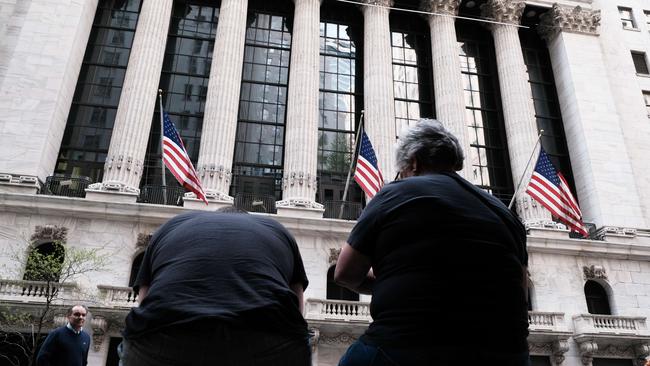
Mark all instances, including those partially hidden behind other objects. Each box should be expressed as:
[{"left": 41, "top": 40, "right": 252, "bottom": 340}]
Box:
[
  {"left": 520, "top": 24, "right": 577, "bottom": 200},
  {"left": 231, "top": 2, "right": 293, "bottom": 200},
  {"left": 584, "top": 280, "right": 611, "bottom": 315},
  {"left": 592, "top": 359, "right": 635, "bottom": 366},
  {"left": 643, "top": 91, "right": 650, "bottom": 115},
  {"left": 390, "top": 12, "right": 435, "bottom": 137},
  {"left": 105, "top": 337, "right": 123, "bottom": 366},
  {"left": 327, "top": 266, "right": 359, "bottom": 301},
  {"left": 317, "top": 3, "right": 364, "bottom": 205},
  {"left": 530, "top": 356, "right": 552, "bottom": 366},
  {"left": 457, "top": 21, "right": 514, "bottom": 204},
  {"left": 632, "top": 51, "right": 649, "bottom": 74},
  {"left": 55, "top": 0, "right": 142, "bottom": 182},
  {"left": 141, "top": 2, "right": 220, "bottom": 188}
]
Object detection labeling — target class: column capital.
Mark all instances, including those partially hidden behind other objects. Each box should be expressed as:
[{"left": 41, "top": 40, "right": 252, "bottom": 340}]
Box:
[
  {"left": 480, "top": 0, "right": 524, "bottom": 26},
  {"left": 538, "top": 4, "right": 600, "bottom": 41},
  {"left": 419, "top": 0, "right": 460, "bottom": 17},
  {"left": 361, "top": 0, "right": 394, "bottom": 6}
]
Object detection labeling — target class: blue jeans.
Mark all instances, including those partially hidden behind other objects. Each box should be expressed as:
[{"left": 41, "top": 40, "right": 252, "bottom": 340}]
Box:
[
  {"left": 119, "top": 324, "right": 310, "bottom": 366},
  {"left": 338, "top": 339, "right": 531, "bottom": 366}
]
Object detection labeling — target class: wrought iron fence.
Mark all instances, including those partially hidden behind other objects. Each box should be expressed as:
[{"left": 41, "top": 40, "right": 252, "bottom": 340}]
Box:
[
  {"left": 41, "top": 175, "right": 92, "bottom": 198},
  {"left": 233, "top": 193, "right": 277, "bottom": 214},
  {"left": 137, "top": 185, "right": 185, "bottom": 206},
  {"left": 323, "top": 200, "right": 362, "bottom": 220}
]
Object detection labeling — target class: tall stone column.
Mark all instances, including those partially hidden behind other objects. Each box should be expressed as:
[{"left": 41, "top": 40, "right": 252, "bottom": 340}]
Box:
[
  {"left": 277, "top": 0, "right": 324, "bottom": 216},
  {"left": 361, "top": 0, "right": 397, "bottom": 182},
  {"left": 420, "top": 0, "right": 472, "bottom": 181},
  {"left": 481, "top": 0, "right": 555, "bottom": 228},
  {"left": 86, "top": 0, "right": 173, "bottom": 202},
  {"left": 538, "top": 4, "right": 646, "bottom": 229},
  {"left": 192, "top": 0, "right": 249, "bottom": 204}
]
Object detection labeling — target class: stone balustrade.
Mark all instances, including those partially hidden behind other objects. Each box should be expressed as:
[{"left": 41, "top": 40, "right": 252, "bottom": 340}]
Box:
[
  {"left": 573, "top": 314, "right": 649, "bottom": 336},
  {"left": 0, "top": 279, "right": 77, "bottom": 303},
  {"left": 97, "top": 285, "right": 138, "bottom": 308},
  {"left": 528, "top": 311, "right": 568, "bottom": 332},
  {"left": 305, "top": 298, "right": 371, "bottom": 323}
]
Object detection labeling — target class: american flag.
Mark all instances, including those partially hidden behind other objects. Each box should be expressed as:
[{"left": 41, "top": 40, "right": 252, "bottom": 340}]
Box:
[
  {"left": 162, "top": 111, "right": 208, "bottom": 204},
  {"left": 526, "top": 147, "right": 587, "bottom": 237},
  {"left": 354, "top": 131, "right": 383, "bottom": 199}
]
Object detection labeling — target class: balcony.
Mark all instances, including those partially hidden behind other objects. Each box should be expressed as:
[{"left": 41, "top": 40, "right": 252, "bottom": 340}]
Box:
[
  {"left": 40, "top": 175, "right": 92, "bottom": 198},
  {"left": 322, "top": 201, "right": 362, "bottom": 220},
  {"left": 137, "top": 185, "right": 185, "bottom": 206},
  {"left": 234, "top": 193, "right": 277, "bottom": 214},
  {"left": 305, "top": 298, "right": 371, "bottom": 323},
  {"left": 97, "top": 285, "right": 138, "bottom": 309},
  {"left": 573, "top": 314, "right": 650, "bottom": 337},
  {"left": 0, "top": 279, "right": 77, "bottom": 304}
]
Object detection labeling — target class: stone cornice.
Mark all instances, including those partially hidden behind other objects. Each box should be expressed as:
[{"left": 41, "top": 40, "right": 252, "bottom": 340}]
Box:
[
  {"left": 480, "top": 0, "right": 525, "bottom": 26},
  {"left": 538, "top": 3, "right": 600, "bottom": 40},
  {"left": 419, "top": 0, "right": 461, "bottom": 16},
  {"left": 1, "top": 192, "right": 649, "bottom": 257}
]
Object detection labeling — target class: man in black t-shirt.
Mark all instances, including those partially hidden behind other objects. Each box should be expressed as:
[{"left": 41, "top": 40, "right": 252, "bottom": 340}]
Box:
[
  {"left": 120, "top": 208, "right": 310, "bottom": 366},
  {"left": 336, "top": 119, "right": 530, "bottom": 366}
]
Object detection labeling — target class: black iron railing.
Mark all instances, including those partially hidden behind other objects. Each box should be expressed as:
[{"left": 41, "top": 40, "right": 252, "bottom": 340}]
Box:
[
  {"left": 41, "top": 175, "right": 92, "bottom": 198},
  {"left": 137, "top": 185, "right": 185, "bottom": 206},
  {"left": 323, "top": 200, "right": 362, "bottom": 220},
  {"left": 233, "top": 193, "right": 277, "bottom": 214}
]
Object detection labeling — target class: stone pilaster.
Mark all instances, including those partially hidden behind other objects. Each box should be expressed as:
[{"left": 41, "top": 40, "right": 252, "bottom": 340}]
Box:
[
  {"left": 419, "top": 0, "right": 472, "bottom": 181},
  {"left": 193, "top": 0, "right": 249, "bottom": 203},
  {"left": 481, "top": 0, "right": 556, "bottom": 228},
  {"left": 277, "top": 0, "right": 323, "bottom": 213},
  {"left": 538, "top": 4, "right": 646, "bottom": 228},
  {"left": 361, "top": 0, "right": 397, "bottom": 183},
  {"left": 87, "top": 0, "right": 173, "bottom": 200}
]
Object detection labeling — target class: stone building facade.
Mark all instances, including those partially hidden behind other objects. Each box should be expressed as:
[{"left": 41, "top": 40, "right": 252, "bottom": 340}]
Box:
[{"left": 0, "top": 0, "right": 649, "bottom": 365}]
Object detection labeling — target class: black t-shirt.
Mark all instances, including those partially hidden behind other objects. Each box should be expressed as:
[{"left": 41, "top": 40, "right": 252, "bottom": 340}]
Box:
[
  {"left": 123, "top": 212, "right": 309, "bottom": 339},
  {"left": 348, "top": 172, "right": 528, "bottom": 351}
]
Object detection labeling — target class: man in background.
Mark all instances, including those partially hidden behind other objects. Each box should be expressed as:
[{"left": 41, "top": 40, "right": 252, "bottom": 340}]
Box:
[
  {"left": 37, "top": 304, "right": 90, "bottom": 366},
  {"left": 120, "top": 207, "right": 310, "bottom": 366}
]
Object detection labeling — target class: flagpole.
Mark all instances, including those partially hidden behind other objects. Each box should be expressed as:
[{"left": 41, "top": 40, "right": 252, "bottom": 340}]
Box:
[
  {"left": 339, "top": 110, "right": 364, "bottom": 219},
  {"left": 158, "top": 89, "right": 167, "bottom": 205},
  {"left": 508, "top": 129, "right": 544, "bottom": 210}
]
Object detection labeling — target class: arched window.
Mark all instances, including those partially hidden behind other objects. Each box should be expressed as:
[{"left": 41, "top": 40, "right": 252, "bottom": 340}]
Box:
[
  {"left": 23, "top": 242, "right": 65, "bottom": 282},
  {"left": 326, "top": 266, "right": 359, "bottom": 301},
  {"left": 129, "top": 252, "right": 145, "bottom": 287},
  {"left": 584, "top": 280, "right": 611, "bottom": 315}
]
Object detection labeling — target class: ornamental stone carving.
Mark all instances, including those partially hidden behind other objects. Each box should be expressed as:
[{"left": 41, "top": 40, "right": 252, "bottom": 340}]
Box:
[
  {"left": 552, "top": 339, "right": 570, "bottom": 365},
  {"left": 87, "top": 181, "right": 140, "bottom": 194},
  {"left": 594, "top": 344, "right": 635, "bottom": 358},
  {"left": 308, "top": 327, "right": 320, "bottom": 353},
  {"left": 105, "top": 154, "right": 143, "bottom": 176},
  {"left": 594, "top": 226, "right": 637, "bottom": 240},
  {"left": 635, "top": 344, "right": 650, "bottom": 365},
  {"left": 91, "top": 316, "right": 108, "bottom": 352},
  {"left": 528, "top": 342, "right": 552, "bottom": 355},
  {"left": 329, "top": 248, "right": 341, "bottom": 265},
  {"left": 198, "top": 164, "right": 231, "bottom": 184},
  {"left": 578, "top": 340, "right": 598, "bottom": 366},
  {"left": 480, "top": 0, "right": 525, "bottom": 26},
  {"left": 276, "top": 198, "right": 324, "bottom": 209},
  {"left": 136, "top": 233, "right": 152, "bottom": 249},
  {"left": 31, "top": 225, "right": 68, "bottom": 244},
  {"left": 361, "top": 0, "right": 393, "bottom": 6},
  {"left": 282, "top": 171, "right": 317, "bottom": 189},
  {"left": 319, "top": 332, "right": 358, "bottom": 345},
  {"left": 419, "top": 0, "right": 460, "bottom": 16},
  {"left": 583, "top": 265, "right": 607, "bottom": 281},
  {"left": 538, "top": 3, "right": 600, "bottom": 41}
]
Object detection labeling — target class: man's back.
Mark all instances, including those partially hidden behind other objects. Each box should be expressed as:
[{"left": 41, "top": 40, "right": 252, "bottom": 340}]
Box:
[
  {"left": 349, "top": 173, "right": 528, "bottom": 351},
  {"left": 124, "top": 212, "right": 308, "bottom": 339}
]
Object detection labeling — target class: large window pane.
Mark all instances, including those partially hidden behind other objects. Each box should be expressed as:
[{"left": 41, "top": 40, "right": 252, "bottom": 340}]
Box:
[
  {"left": 141, "top": 1, "right": 220, "bottom": 188},
  {"left": 55, "top": 0, "right": 142, "bottom": 182}
]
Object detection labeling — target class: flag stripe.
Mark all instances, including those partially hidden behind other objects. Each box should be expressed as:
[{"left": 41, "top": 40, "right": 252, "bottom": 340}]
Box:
[
  {"left": 354, "top": 131, "right": 383, "bottom": 199},
  {"left": 161, "top": 111, "right": 207, "bottom": 204},
  {"left": 525, "top": 148, "right": 588, "bottom": 237}
]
